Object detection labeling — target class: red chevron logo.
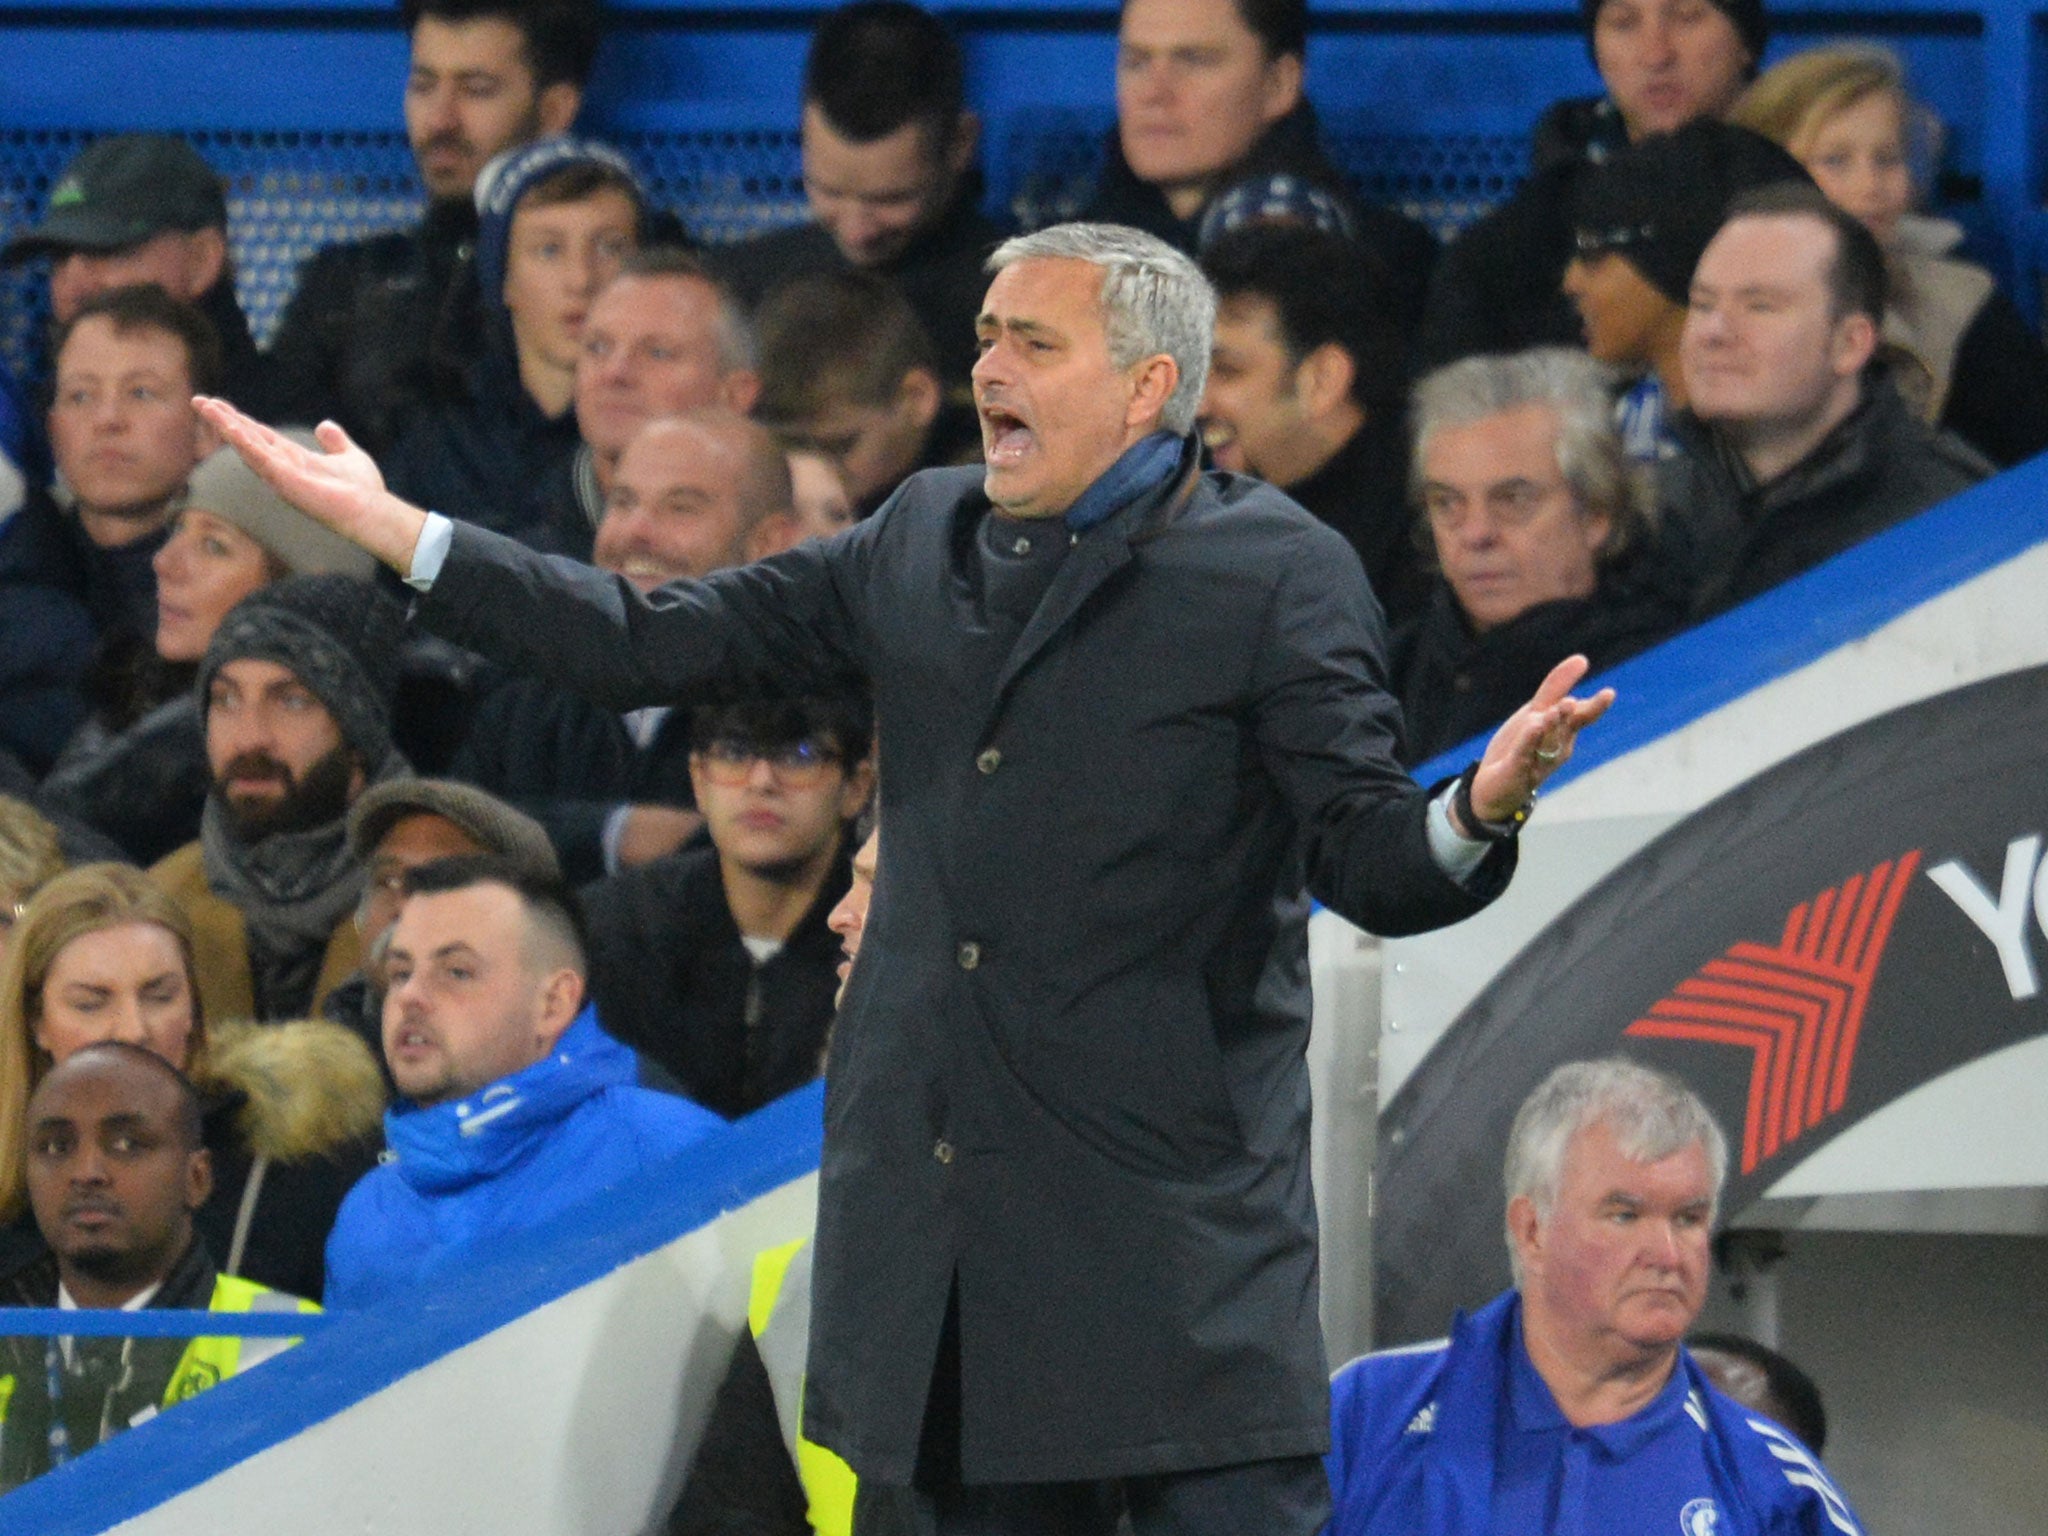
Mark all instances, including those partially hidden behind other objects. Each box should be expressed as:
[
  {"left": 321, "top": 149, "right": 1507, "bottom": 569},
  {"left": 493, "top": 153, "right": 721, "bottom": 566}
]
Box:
[{"left": 1624, "top": 851, "right": 1922, "bottom": 1174}]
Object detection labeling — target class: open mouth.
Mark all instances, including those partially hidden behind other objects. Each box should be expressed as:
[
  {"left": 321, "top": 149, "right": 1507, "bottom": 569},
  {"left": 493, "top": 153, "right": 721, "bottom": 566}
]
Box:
[
  {"left": 389, "top": 1026, "right": 439, "bottom": 1064},
  {"left": 980, "top": 404, "right": 1034, "bottom": 465}
]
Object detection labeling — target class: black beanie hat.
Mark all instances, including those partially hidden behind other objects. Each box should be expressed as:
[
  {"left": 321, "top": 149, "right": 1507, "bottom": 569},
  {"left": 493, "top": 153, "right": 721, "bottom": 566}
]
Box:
[
  {"left": 198, "top": 574, "right": 405, "bottom": 768},
  {"left": 1581, "top": 0, "right": 1769, "bottom": 74},
  {"left": 1571, "top": 119, "right": 1811, "bottom": 306}
]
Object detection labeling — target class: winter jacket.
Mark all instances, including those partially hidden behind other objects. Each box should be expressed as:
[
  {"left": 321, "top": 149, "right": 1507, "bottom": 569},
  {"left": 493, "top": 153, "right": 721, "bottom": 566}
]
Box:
[
  {"left": 1660, "top": 372, "right": 1990, "bottom": 618},
  {"left": 583, "top": 842, "right": 850, "bottom": 1118},
  {"left": 449, "top": 672, "right": 698, "bottom": 886},
  {"left": 1391, "top": 572, "right": 1682, "bottom": 766},
  {"left": 384, "top": 319, "right": 593, "bottom": 558},
  {"left": 150, "top": 840, "right": 364, "bottom": 1029},
  {"left": 190, "top": 1016, "right": 387, "bottom": 1299},
  {"left": 322, "top": 1003, "right": 722, "bottom": 1309},
  {"left": 40, "top": 691, "right": 207, "bottom": 866},
  {"left": 1415, "top": 95, "right": 1626, "bottom": 372},
  {"left": 1326, "top": 1290, "right": 1863, "bottom": 1535},
  {"left": 0, "top": 1239, "right": 316, "bottom": 1494},
  {"left": 1083, "top": 103, "right": 1438, "bottom": 332},
  {"left": 1284, "top": 411, "right": 1428, "bottom": 630},
  {"left": 261, "top": 200, "right": 481, "bottom": 460},
  {"left": 0, "top": 489, "right": 169, "bottom": 774}
]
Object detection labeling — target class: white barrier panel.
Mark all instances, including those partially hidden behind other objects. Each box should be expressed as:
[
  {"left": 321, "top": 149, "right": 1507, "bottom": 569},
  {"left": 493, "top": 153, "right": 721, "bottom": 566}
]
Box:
[{"left": 0, "top": 1083, "right": 827, "bottom": 1536}]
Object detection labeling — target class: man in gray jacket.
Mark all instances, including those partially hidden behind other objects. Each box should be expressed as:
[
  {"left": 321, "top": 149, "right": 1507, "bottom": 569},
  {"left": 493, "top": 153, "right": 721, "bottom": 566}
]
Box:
[{"left": 197, "top": 221, "right": 1608, "bottom": 1535}]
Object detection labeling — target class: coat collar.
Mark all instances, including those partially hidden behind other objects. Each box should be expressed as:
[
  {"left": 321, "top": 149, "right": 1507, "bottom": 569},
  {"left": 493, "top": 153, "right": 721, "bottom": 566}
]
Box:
[{"left": 987, "top": 432, "right": 1203, "bottom": 704}]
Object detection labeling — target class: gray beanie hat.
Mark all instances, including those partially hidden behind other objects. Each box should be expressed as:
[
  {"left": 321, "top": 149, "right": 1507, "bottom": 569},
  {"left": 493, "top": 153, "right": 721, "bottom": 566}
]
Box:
[
  {"left": 347, "top": 778, "right": 561, "bottom": 883},
  {"left": 199, "top": 574, "right": 404, "bottom": 768},
  {"left": 184, "top": 436, "right": 378, "bottom": 580}
]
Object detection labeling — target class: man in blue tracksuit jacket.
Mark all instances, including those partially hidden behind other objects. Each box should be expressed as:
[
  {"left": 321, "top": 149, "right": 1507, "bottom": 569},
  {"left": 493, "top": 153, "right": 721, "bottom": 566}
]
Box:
[
  {"left": 1326, "top": 1059, "right": 1861, "bottom": 1536},
  {"left": 324, "top": 854, "right": 721, "bottom": 1309}
]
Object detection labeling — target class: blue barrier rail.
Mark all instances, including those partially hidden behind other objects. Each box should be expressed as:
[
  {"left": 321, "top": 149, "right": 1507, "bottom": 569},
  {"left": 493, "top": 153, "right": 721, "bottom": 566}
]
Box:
[
  {"left": 0, "top": 1309, "right": 327, "bottom": 1338},
  {"left": 0, "top": 1081, "right": 824, "bottom": 1536}
]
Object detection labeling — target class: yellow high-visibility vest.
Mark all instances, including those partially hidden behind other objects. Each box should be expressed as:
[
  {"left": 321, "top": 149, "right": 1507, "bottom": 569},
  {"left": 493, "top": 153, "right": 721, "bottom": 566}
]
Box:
[{"left": 751, "top": 1238, "right": 858, "bottom": 1536}]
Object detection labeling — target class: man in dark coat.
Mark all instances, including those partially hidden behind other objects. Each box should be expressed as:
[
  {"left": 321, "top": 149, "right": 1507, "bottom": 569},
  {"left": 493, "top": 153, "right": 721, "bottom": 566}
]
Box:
[
  {"left": 262, "top": 0, "right": 594, "bottom": 458},
  {"left": 1394, "top": 348, "right": 1682, "bottom": 767},
  {"left": 1199, "top": 222, "right": 1430, "bottom": 628},
  {"left": 385, "top": 135, "right": 648, "bottom": 557},
  {"left": 0, "top": 286, "right": 224, "bottom": 775},
  {"left": 707, "top": 2, "right": 1009, "bottom": 436},
  {"left": 1665, "top": 184, "right": 1989, "bottom": 618},
  {"left": 1088, "top": 0, "right": 1437, "bottom": 330},
  {"left": 199, "top": 220, "right": 1611, "bottom": 1534},
  {"left": 1416, "top": 0, "right": 1767, "bottom": 371},
  {"left": 0, "top": 134, "right": 277, "bottom": 416}
]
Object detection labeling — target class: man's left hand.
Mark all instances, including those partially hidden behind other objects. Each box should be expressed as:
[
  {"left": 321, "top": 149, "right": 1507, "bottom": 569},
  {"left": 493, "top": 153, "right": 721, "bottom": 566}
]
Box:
[{"left": 1460, "top": 655, "right": 1615, "bottom": 832}]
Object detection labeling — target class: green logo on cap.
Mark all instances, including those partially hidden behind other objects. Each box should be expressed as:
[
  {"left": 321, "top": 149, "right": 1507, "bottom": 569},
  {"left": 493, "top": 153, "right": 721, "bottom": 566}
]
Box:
[{"left": 47, "top": 179, "right": 86, "bottom": 209}]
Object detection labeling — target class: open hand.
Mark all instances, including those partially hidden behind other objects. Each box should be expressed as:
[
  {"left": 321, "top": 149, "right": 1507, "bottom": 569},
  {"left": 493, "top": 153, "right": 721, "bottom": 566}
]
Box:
[{"left": 1464, "top": 655, "right": 1615, "bottom": 829}]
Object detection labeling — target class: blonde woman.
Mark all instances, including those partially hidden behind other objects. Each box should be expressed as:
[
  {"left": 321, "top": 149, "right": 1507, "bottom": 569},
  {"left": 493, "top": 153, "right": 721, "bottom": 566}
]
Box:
[
  {"left": 1733, "top": 44, "right": 2048, "bottom": 466},
  {"left": 0, "top": 864, "right": 383, "bottom": 1297}
]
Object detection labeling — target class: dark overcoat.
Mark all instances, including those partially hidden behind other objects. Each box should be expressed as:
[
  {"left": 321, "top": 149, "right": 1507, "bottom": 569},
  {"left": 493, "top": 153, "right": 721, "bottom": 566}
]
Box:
[{"left": 416, "top": 448, "right": 1513, "bottom": 1484}]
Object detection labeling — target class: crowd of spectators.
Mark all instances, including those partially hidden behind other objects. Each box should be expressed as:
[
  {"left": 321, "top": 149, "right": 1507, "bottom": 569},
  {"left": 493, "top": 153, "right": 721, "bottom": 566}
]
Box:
[{"left": 0, "top": 0, "right": 2019, "bottom": 1520}]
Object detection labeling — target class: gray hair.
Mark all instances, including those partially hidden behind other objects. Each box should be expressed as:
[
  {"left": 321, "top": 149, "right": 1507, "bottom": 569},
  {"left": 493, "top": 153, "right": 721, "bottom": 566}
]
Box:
[
  {"left": 615, "top": 246, "right": 758, "bottom": 374},
  {"left": 986, "top": 222, "right": 1214, "bottom": 435},
  {"left": 1503, "top": 1057, "right": 1729, "bottom": 1284},
  {"left": 1410, "top": 347, "right": 1655, "bottom": 562}
]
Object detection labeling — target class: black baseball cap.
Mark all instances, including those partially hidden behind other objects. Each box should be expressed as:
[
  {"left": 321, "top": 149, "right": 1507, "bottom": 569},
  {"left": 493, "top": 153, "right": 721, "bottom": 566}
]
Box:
[{"left": 2, "top": 135, "right": 227, "bottom": 265}]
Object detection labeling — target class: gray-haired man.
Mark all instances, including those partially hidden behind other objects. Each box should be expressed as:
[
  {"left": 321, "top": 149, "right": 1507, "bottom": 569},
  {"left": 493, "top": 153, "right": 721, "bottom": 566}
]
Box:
[
  {"left": 199, "top": 221, "right": 1610, "bottom": 1534},
  {"left": 1326, "top": 1058, "right": 1863, "bottom": 1536}
]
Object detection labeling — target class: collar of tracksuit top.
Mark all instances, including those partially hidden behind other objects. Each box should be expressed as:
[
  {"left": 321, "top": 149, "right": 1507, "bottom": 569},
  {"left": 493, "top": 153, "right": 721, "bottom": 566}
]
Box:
[
  {"left": 381, "top": 1002, "right": 634, "bottom": 1194},
  {"left": 1384, "top": 1291, "right": 1794, "bottom": 1536}
]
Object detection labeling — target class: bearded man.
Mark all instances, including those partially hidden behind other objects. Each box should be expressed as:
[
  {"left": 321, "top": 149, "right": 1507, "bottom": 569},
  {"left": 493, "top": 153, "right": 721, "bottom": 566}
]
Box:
[{"left": 153, "top": 574, "right": 410, "bottom": 1021}]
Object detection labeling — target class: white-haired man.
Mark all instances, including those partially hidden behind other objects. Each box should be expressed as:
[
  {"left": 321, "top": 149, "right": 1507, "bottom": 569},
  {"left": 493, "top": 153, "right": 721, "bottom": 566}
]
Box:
[
  {"left": 1326, "top": 1058, "right": 1863, "bottom": 1536},
  {"left": 198, "top": 221, "right": 1609, "bottom": 1534}
]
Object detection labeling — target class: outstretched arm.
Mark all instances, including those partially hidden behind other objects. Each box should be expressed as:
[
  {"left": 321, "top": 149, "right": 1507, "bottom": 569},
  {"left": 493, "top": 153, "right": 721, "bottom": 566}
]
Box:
[
  {"left": 1457, "top": 655, "right": 1615, "bottom": 834},
  {"left": 192, "top": 399, "right": 428, "bottom": 574}
]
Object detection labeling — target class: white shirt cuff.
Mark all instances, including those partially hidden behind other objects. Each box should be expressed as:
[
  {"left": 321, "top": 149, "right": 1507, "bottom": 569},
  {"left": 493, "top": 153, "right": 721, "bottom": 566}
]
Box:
[
  {"left": 405, "top": 512, "right": 455, "bottom": 590},
  {"left": 1427, "top": 785, "right": 1492, "bottom": 884}
]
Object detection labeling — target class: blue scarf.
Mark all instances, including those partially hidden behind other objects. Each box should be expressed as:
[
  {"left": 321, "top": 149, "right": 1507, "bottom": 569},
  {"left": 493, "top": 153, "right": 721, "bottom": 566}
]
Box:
[{"left": 1061, "top": 431, "right": 1187, "bottom": 535}]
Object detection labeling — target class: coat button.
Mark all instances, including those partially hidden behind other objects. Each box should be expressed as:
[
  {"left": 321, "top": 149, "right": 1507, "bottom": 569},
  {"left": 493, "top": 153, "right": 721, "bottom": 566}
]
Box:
[
  {"left": 976, "top": 748, "right": 1002, "bottom": 775},
  {"left": 957, "top": 941, "right": 982, "bottom": 970},
  {"left": 933, "top": 1139, "right": 955, "bottom": 1165}
]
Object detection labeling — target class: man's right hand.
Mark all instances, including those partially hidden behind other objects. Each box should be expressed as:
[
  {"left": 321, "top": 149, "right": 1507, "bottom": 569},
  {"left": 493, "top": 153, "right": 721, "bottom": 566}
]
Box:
[{"left": 192, "top": 398, "right": 430, "bottom": 575}]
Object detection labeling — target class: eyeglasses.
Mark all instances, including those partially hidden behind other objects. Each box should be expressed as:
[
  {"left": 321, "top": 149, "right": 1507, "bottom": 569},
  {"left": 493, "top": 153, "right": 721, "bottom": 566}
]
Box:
[{"left": 696, "top": 737, "right": 842, "bottom": 788}]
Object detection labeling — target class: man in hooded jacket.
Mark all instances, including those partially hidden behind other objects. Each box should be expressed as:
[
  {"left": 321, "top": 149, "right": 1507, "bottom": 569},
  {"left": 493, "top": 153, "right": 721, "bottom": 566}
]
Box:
[{"left": 322, "top": 854, "right": 720, "bottom": 1309}]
